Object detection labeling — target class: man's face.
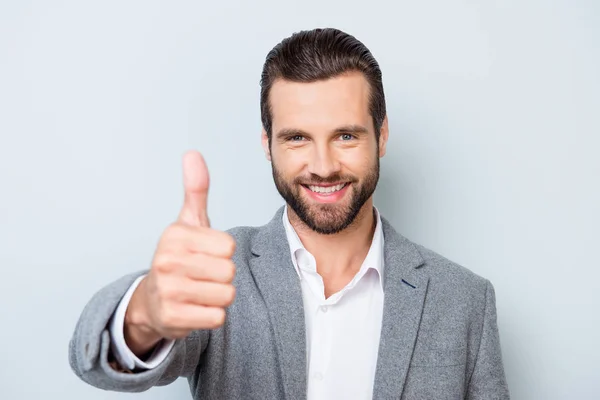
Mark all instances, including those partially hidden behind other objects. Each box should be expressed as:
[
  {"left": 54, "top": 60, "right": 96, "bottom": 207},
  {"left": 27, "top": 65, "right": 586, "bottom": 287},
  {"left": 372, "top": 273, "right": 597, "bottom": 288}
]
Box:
[{"left": 262, "top": 72, "right": 388, "bottom": 234}]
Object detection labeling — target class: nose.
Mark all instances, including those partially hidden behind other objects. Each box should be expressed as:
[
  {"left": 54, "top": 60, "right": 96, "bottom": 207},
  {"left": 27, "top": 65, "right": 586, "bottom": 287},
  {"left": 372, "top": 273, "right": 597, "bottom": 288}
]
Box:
[{"left": 307, "top": 144, "right": 341, "bottom": 178}]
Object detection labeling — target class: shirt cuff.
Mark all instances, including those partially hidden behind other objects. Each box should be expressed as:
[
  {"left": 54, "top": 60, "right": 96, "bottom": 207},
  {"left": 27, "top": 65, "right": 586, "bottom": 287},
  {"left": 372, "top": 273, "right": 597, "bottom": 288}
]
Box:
[{"left": 108, "top": 274, "right": 175, "bottom": 370}]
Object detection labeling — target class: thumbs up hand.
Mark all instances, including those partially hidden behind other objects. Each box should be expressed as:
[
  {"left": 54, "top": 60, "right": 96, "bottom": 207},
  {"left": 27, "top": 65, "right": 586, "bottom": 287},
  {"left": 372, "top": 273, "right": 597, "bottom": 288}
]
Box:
[{"left": 124, "top": 151, "right": 236, "bottom": 356}]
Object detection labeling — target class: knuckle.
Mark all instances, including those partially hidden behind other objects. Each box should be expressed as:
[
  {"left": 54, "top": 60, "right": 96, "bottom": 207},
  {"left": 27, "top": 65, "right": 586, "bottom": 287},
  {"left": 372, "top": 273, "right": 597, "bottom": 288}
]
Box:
[
  {"left": 210, "top": 308, "right": 226, "bottom": 328},
  {"left": 153, "top": 253, "right": 176, "bottom": 272},
  {"left": 224, "top": 260, "right": 236, "bottom": 282},
  {"left": 223, "top": 234, "right": 236, "bottom": 256},
  {"left": 164, "top": 223, "right": 185, "bottom": 240},
  {"left": 221, "top": 285, "right": 236, "bottom": 305}
]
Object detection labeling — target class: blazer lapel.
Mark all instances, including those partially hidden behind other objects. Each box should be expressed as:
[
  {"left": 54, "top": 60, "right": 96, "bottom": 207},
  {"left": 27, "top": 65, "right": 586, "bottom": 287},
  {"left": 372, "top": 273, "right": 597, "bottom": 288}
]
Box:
[
  {"left": 372, "top": 217, "right": 429, "bottom": 399},
  {"left": 248, "top": 206, "right": 307, "bottom": 400}
]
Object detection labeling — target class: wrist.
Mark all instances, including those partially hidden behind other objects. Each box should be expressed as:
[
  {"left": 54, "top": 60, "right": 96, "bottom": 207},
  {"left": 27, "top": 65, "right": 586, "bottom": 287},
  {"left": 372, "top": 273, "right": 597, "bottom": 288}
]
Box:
[{"left": 124, "top": 281, "right": 162, "bottom": 357}]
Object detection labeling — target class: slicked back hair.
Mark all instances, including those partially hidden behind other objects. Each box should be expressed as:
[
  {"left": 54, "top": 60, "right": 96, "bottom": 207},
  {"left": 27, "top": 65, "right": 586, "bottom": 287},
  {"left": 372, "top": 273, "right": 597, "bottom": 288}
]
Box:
[{"left": 260, "top": 28, "right": 386, "bottom": 143}]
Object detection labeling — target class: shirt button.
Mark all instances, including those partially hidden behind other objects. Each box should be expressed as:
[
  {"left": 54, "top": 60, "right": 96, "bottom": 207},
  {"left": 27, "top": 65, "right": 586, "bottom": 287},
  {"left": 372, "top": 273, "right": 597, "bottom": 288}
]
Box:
[
  {"left": 313, "top": 372, "right": 324, "bottom": 380},
  {"left": 320, "top": 306, "right": 328, "bottom": 313}
]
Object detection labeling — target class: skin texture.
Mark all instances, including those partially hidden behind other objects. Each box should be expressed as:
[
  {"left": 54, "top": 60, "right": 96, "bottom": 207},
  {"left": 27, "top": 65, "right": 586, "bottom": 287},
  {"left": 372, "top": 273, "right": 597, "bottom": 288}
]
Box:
[{"left": 262, "top": 71, "right": 389, "bottom": 297}]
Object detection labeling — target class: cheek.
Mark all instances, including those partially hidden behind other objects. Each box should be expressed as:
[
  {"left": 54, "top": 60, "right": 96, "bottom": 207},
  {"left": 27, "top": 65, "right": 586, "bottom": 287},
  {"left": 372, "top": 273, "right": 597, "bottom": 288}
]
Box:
[
  {"left": 273, "top": 152, "right": 306, "bottom": 178},
  {"left": 338, "top": 149, "right": 376, "bottom": 175}
]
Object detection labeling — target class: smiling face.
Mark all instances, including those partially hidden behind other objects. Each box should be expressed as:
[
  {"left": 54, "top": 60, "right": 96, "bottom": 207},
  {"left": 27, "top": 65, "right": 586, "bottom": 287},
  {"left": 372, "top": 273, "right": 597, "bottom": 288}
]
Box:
[{"left": 262, "top": 71, "right": 389, "bottom": 234}]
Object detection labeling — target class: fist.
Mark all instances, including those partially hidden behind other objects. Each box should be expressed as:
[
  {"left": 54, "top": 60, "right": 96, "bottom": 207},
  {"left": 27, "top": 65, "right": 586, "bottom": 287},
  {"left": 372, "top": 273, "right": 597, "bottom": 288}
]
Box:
[{"left": 127, "top": 151, "right": 236, "bottom": 343}]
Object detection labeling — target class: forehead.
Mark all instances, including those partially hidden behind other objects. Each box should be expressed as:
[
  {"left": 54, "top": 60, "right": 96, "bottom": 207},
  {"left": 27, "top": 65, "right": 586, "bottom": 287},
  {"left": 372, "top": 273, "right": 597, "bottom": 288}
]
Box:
[{"left": 269, "top": 71, "right": 372, "bottom": 133}]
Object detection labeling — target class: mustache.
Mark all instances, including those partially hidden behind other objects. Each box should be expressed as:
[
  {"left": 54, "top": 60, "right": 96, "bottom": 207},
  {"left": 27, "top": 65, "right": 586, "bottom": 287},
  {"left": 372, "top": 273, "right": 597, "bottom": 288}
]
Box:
[{"left": 294, "top": 174, "right": 358, "bottom": 185}]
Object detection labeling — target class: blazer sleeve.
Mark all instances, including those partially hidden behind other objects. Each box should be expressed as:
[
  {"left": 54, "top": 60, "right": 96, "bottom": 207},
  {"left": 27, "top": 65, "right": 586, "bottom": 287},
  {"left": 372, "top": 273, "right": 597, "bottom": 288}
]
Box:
[
  {"left": 68, "top": 270, "right": 208, "bottom": 393},
  {"left": 466, "top": 280, "right": 511, "bottom": 399}
]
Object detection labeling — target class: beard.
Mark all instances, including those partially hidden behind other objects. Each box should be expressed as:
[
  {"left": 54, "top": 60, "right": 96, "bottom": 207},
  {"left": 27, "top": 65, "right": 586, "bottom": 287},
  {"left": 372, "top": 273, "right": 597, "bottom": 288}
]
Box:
[{"left": 271, "top": 157, "right": 379, "bottom": 235}]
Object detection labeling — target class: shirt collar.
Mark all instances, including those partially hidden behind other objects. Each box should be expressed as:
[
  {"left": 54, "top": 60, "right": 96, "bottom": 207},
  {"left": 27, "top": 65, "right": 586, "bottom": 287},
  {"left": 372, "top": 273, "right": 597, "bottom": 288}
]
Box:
[{"left": 281, "top": 204, "right": 385, "bottom": 287}]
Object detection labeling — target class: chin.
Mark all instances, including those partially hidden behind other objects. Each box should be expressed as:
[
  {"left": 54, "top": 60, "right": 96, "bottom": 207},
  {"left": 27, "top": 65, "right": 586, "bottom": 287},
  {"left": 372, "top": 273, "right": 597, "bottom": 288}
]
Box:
[{"left": 306, "top": 206, "right": 352, "bottom": 229}]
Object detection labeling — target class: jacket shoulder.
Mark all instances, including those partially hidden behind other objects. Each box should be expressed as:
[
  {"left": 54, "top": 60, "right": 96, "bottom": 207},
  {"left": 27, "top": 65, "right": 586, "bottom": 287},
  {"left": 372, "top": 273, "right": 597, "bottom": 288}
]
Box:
[
  {"left": 409, "top": 242, "right": 495, "bottom": 336},
  {"left": 411, "top": 242, "right": 490, "bottom": 293}
]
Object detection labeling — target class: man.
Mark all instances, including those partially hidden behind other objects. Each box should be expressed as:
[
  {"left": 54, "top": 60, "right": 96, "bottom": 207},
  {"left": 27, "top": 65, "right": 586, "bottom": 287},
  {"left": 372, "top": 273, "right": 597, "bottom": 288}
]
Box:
[{"left": 69, "top": 28, "right": 510, "bottom": 399}]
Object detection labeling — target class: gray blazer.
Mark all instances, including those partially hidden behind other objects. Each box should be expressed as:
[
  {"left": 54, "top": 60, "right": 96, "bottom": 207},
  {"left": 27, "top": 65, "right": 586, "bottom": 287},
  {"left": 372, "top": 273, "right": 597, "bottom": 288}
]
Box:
[{"left": 69, "top": 207, "right": 510, "bottom": 399}]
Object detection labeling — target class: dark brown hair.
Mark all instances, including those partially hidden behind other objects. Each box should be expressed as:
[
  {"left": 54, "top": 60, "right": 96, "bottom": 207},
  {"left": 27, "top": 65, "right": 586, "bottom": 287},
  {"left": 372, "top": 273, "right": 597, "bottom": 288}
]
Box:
[{"left": 260, "top": 28, "right": 386, "bottom": 142}]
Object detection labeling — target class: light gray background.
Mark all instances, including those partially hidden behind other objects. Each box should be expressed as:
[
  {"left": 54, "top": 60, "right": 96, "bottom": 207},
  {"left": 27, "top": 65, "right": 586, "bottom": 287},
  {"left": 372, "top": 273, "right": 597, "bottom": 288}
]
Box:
[{"left": 1, "top": 1, "right": 598, "bottom": 399}]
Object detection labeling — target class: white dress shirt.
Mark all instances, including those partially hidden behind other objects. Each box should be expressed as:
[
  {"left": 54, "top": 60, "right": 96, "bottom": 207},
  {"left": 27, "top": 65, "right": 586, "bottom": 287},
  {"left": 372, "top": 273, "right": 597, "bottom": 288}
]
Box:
[{"left": 109, "top": 206, "right": 385, "bottom": 399}]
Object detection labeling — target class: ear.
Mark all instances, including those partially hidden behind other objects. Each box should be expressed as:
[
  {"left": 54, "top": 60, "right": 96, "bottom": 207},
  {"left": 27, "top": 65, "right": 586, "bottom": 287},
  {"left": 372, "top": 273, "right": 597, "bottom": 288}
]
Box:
[
  {"left": 261, "top": 129, "right": 272, "bottom": 161},
  {"left": 378, "top": 116, "right": 389, "bottom": 158}
]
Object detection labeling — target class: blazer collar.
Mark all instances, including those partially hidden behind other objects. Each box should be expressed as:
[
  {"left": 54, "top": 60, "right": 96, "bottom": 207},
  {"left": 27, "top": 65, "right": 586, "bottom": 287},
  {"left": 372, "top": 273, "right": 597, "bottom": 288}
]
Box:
[
  {"left": 373, "top": 214, "right": 428, "bottom": 399},
  {"left": 249, "top": 206, "right": 307, "bottom": 400},
  {"left": 249, "top": 206, "right": 428, "bottom": 399}
]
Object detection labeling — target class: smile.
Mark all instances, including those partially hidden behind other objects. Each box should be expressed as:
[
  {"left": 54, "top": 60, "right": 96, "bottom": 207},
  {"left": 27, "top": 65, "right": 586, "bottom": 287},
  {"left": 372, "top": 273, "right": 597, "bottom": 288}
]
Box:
[
  {"left": 302, "top": 182, "right": 349, "bottom": 194},
  {"left": 308, "top": 183, "right": 348, "bottom": 194}
]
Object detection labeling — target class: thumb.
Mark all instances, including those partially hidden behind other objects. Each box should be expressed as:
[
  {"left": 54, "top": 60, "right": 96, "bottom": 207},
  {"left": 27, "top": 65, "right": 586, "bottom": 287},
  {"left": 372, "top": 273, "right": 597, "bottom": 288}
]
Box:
[{"left": 178, "top": 150, "right": 210, "bottom": 227}]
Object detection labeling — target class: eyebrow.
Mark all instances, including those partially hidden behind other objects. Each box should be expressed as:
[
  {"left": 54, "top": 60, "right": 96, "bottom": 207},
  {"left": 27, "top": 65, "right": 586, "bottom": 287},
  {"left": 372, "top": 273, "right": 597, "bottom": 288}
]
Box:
[{"left": 274, "top": 124, "right": 370, "bottom": 139}]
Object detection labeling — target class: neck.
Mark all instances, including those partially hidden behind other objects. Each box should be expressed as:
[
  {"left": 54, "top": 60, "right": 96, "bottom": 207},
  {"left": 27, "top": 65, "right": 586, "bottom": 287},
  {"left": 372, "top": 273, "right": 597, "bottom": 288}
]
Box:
[{"left": 287, "top": 199, "right": 377, "bottom": 278}]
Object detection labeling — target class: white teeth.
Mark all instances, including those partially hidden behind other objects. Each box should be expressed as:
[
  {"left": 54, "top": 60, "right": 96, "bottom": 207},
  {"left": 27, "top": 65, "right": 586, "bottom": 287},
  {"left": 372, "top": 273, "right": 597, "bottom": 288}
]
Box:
[{"left": 308, "top": 183, "right": 347, "bottom": 193}]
